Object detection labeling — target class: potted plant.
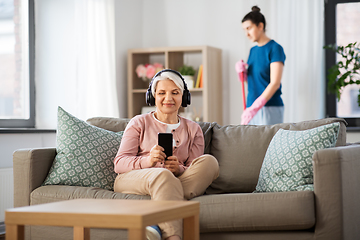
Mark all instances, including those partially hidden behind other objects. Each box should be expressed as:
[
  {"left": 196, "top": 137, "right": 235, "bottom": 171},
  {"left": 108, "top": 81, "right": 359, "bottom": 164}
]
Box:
[
  {"left": 178, "top": 65, "right": 196, "bottom": 89},
  {"left": 324, "top": 42, "right": 360, "bottom": 106}
]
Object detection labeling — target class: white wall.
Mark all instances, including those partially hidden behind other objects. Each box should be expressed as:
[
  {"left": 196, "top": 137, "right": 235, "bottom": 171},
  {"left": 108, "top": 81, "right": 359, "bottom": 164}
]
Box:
[
  {"left": 0, "top": 132, "right": 56, "bottom": 168},
  {"left": 347, "top": 132, "right": 360, "bottom": 143}
]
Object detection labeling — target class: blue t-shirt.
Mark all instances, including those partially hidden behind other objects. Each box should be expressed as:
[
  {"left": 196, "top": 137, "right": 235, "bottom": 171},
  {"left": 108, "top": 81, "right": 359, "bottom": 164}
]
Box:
[{"left": 246, "top": 40, "right": 286, "bottom": 107}]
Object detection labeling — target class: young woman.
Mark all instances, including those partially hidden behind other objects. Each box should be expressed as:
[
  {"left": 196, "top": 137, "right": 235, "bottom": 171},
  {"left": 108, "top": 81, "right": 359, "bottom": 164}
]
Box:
[
  {"left": 113, "top": 69, "right": 219, "bottom": 240},
  {"left": 237, "top": 6, "right": 286, "bottom": 125}
]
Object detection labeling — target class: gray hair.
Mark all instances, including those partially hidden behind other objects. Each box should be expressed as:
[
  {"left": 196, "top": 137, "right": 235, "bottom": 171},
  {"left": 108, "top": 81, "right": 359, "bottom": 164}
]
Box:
[{"left": 151, "top": 71, "right": 184, "bottom": 97}]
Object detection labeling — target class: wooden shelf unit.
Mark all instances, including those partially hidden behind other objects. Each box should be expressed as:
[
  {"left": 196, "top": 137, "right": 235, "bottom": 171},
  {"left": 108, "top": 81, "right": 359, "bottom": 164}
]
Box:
[{"left": 127, "top": 46, "right": 223, "bottom": 125}]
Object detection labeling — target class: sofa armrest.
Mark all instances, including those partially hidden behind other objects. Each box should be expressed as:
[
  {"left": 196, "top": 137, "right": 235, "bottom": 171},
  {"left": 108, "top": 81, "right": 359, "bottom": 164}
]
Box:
[
  {"left": 13, "top": 148, "right": 56, "bottom": 207},
  {"left": 313, "top": 144, "right": 360, "bottom": 240}
]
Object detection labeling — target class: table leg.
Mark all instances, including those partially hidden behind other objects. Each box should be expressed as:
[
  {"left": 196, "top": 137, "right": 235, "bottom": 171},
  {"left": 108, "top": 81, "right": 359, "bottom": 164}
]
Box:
[
  {"left": 73, "top": 226, "right": 90, "bottom": 240},
  {"left": 128, "top": 227, "right": 146, "bottom": 240},
  {"left": 5, "top": 224, "right": 24, "bottom": 240},
  {"left": 183, "top": 214, "right": 199, "bottom": 240}
]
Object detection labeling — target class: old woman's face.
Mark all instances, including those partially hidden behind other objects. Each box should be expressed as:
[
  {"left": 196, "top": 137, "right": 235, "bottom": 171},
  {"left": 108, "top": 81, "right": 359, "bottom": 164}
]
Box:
[{"left": 154, "top": 79, "right": 183, "bottom": 116}]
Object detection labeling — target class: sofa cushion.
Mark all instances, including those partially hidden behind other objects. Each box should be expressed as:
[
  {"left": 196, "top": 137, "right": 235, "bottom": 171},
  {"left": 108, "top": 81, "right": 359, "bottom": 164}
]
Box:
[
  {"left": 255, "top": 122, "right": 340, "bottom": 192},
  {"left": 206, "top": 118, "right": 347, "bottom": 194},
  {"left": 31, "top": 185, "right": 150, "bottom": 205},
  {"left": 86, "top": 117, "right": 130, "bottom": 132},
  {"left": 43, "top": 107, "right": 123, "bottom": 190},
  {"left": 193, "top": 191, "right": 315, "bottom": 232},
  {"left": 196, "top": 121, "right": 216, "bottom": 154}
]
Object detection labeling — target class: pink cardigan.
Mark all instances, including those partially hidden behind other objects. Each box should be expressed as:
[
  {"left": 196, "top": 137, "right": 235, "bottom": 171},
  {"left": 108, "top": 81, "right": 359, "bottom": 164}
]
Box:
[{"left": 113, "top": 112, "right": 205, "bottom": 175}]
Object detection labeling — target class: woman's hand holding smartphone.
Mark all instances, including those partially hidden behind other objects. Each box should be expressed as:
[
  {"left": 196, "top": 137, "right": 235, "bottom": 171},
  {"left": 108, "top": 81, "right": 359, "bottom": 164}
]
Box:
[
  {"left": 148, "top": 145, "right": 166, "bottom": 167},
  {"left": 158, "top": 133, "right": 180, "bottom": 176},
  {"left": 148, "top": 133, "right": 172, "bottom": 167}
]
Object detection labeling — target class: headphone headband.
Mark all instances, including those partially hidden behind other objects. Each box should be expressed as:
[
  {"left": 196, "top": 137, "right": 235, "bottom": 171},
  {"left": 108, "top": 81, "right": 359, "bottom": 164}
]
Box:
[{"left": 151, "top": 69, "right": 189, "bottom": 91}]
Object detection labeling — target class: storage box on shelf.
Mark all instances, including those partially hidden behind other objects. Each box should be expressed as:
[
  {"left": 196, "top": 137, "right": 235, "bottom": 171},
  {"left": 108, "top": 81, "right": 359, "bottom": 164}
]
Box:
[{"left": 127, "top": 46, "right": 223, "bottom": 125}]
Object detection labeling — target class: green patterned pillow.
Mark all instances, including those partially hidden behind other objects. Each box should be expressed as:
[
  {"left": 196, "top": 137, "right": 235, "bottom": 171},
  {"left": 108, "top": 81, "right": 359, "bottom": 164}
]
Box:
[
  {"left": 43, "top": 107, "right": 123, "bottom": 190},
  {"left": 255, "top": 122, "right": 340, "bottom": 192}
]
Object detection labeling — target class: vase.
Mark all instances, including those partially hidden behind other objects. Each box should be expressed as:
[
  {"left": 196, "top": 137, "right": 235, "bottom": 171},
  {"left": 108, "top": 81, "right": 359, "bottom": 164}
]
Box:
[{"left": 183, "top": 75, "right": 194, "bottom": 89}]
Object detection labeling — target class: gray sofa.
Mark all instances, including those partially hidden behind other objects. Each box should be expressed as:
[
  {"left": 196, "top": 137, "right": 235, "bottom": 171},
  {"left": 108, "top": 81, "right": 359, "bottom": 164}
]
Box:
[{"left": 13, "top": 117, "right": 360, "bottom": 240}]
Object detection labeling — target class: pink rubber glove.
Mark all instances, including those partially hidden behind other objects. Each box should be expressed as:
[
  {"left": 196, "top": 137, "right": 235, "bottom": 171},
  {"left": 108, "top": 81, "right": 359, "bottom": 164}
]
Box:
[
  {"left": 241, "top": 96, "right": 267, "bottom": 125},
  {"left": 235, "top": 60, "right": 248, "bottom": 82}
]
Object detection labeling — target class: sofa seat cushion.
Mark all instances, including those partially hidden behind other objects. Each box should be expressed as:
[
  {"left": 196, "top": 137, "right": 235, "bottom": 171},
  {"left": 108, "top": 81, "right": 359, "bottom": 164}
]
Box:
[
  {"left": 30, "top": 185, "right": 150, "bottom": 205},
  {"left": 193, "top": 191, "right": 315, "bottom": 233}
]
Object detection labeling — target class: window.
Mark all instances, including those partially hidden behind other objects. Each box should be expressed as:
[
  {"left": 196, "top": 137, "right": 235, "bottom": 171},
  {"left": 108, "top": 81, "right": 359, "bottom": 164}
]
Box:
[
  {"left": 325, "top": 0, "right": 360, "bottom": 129},
  {"left": 0, "top": 0, "right": 34, "bottom": 128}
]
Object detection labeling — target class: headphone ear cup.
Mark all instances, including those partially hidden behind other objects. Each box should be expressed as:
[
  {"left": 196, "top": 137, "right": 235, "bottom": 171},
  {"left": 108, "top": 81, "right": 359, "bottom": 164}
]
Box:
[
  {"left": 182, "top": 90, "right": 191, "bottom": 107},
  {"left": 187, "top": 90, "right": 191, "bottom": 105},
  {"left": 146, "top": 89, "right": 155, "bottom": 106}
]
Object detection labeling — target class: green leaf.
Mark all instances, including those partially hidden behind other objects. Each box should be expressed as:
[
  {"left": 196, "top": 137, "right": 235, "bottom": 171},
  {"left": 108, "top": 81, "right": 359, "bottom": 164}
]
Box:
[
  {"left": 345, "top": 59, "right": 352, "bottom": 68},
  {"left": 338, "top": 71, "right": 351, "bottom": 84},
  {"left": 324, "top": 42, "right": 360, "bottom": 102}
]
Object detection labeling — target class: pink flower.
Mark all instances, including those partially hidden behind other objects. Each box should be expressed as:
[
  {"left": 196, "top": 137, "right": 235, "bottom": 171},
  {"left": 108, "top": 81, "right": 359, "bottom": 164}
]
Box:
[
  {"left": 153, "top": 63, "right": 164, "bottom": 71},
  {"left": 136, "top": 64, "right": 147, "bottom": 80},
  {"left": 146, "top": 65, "right": 156, "bottom": 79},
  {"left": 136, "top": 63, "right": 164, "bottom": 81}
]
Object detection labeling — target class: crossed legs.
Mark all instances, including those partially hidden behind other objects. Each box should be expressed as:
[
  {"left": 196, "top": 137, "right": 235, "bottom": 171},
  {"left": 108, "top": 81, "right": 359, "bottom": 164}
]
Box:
[{"left": 114, "top": 154, "right": 219, "bottom": 239}]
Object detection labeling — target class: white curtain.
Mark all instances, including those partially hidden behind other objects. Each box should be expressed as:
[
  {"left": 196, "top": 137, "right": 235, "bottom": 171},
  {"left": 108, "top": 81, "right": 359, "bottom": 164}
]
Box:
[
  {"left": 74, "top": 0, "right": 118, "bottom": 120},
  {"left": 35, "top": 0, "right": 118, "bottom": 129},
  {"left": 267, "top": 0, "right": 325, "bottom": 122}
]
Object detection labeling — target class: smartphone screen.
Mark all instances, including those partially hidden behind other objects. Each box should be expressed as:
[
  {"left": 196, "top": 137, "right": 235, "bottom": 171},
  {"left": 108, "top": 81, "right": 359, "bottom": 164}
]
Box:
[{"left": 158, "top": 133, "right": 173, "bottom": 159}]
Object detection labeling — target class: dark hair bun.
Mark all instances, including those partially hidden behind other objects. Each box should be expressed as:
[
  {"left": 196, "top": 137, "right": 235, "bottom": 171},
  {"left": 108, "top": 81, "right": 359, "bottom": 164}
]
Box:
[{"left": 251, "top": 6, "right": 261, "bottom": 12}]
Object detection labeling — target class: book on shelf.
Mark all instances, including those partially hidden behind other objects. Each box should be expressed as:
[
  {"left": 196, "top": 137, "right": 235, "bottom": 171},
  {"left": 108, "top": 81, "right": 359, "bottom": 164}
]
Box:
[
  {"left": 195, "top": 65, "right": 203, "bottom": 88},
  {"left": 199, "top": 68, "right": 203, "bottom": 88}
]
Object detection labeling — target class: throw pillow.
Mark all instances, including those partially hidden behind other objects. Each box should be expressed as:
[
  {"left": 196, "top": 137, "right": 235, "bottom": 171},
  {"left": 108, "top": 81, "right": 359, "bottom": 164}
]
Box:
[
  {"left": 43, "top": 107, "right": 123, "bottom": 190},
  {"left": 255, "top": 122, "right": 340, "bottom": 192}
]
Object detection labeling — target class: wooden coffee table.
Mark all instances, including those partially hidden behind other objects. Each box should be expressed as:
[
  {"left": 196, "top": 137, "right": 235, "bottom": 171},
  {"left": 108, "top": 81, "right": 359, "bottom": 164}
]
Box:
[{"left": 5, "top": 199, "right": 200, "bottom": 240}]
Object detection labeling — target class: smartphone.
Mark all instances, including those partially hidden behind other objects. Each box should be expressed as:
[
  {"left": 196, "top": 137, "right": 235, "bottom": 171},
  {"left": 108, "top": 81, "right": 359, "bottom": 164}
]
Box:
[{"left": 158, "top": 133, "right": 173, "bottom": 159}]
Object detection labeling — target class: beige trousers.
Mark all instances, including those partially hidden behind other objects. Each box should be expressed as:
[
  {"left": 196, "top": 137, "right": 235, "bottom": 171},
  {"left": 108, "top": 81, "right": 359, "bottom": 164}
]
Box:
[{"left": 114, "top": 154, "right": 219, "bottom": 239}]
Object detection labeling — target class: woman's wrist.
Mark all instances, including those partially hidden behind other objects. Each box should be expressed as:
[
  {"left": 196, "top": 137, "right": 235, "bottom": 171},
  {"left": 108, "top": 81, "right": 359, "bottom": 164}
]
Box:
[{"left": 250, "top": 95, "right": 267, "bottom": 111}]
